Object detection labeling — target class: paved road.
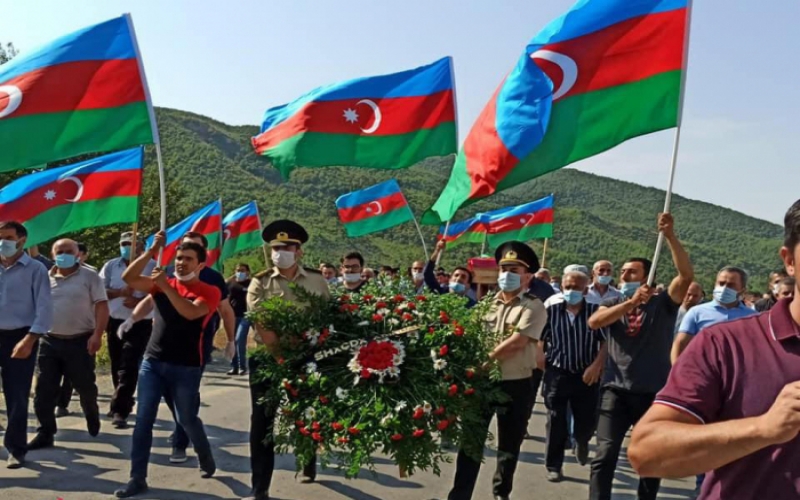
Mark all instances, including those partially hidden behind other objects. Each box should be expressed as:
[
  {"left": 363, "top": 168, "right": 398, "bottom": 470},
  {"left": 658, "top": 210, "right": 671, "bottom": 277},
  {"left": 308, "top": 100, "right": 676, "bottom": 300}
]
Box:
[{"left": 0, "top": 360, "right": 694, "bottom": 500}]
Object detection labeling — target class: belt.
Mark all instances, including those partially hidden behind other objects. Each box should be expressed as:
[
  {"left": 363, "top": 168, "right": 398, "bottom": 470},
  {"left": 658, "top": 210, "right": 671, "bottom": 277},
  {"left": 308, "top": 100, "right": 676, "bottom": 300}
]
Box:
[{"left": 47, "top": 332, "right": 93, "bottom": 340}]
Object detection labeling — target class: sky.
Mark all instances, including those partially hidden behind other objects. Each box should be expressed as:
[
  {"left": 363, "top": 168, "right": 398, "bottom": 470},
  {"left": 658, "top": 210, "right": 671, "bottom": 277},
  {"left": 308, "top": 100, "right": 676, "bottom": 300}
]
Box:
[{"left": 2, "top": 0, "right": 798, "bottom": 224}]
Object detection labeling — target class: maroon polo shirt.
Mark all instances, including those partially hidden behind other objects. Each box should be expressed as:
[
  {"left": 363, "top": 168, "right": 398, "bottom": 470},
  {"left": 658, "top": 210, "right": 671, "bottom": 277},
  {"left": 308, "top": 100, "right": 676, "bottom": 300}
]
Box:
[{"left": 655, "top": 298, "right": 800, "bottom": 499}]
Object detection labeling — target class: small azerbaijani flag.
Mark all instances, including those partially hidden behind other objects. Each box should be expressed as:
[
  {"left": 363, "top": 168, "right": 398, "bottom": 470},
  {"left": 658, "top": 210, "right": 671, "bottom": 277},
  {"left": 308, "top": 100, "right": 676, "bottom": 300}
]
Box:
[
  {"left": 335, "top": 180, "right": 414, "bottom": 238},
  {"left": 220, "top": 201, "right": 263, "bottom": 262},
  {"left": 0, "top": 148, "right": 144, "bottom": 247},
  {"left": 0, "top": 15, "right": 154, "bottom": 172},
  {"left": 437, "top": 215, "right": 484, "bottom": 246},
  {"left": 147, "top": 200, "right": 222, "bottom": 270}
]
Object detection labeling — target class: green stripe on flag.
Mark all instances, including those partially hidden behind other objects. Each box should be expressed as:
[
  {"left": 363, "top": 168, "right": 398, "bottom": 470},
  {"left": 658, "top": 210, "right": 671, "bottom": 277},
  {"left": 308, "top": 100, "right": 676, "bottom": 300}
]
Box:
[
  {"left": 221, "top": 231, "right": 263, "bottom": 261},
  {"left": 23, "top": 196, "right": 139, "bottom": 247},
  {"left": 488, "top": 224, "right": 553, "bottom": 249},
  {"left": 343, "top": 207, "right": 414, "bottom": 238}
]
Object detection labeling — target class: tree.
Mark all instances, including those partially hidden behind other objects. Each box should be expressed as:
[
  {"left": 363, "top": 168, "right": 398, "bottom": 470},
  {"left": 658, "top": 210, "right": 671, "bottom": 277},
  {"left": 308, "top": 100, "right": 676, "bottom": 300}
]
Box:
[{"left": 0, "top": 41, "right": 17, "bottom": 64}]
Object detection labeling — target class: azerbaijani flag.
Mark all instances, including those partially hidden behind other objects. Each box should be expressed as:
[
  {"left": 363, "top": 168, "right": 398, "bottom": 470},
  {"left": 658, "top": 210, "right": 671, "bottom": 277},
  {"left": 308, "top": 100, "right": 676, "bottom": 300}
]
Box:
[
  {"left": 484, "top": 194, "right": 554, "bottom": 248},
  {"left": 0, "top": 147, "right": 143, "bottom": 247},
  {"left": 220, "top": 201, "right": 263, "bottom": 262},
  {"left": 437, "top": 216, "right": 485, "bottom": 246},
  {"left": 148, "top": 200, "right": 222, "bottom": 270},
  {"left": 252, "top": 57, "right": 457, "bottom": 179},
  {"left": 0, "top": 15, "right": 154, "bottom": 172},
  {"left": 423, "top": 0, "right": 688, "bottom": 224},
  {"left": 335, "top": 180, "right": 414, "bottom": 238}
]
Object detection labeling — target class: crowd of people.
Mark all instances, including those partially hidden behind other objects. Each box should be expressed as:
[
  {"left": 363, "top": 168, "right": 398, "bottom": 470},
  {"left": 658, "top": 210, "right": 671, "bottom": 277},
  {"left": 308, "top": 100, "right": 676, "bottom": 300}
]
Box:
[{"left": 1, "top": 200, "right": 799, "bottom": 500}]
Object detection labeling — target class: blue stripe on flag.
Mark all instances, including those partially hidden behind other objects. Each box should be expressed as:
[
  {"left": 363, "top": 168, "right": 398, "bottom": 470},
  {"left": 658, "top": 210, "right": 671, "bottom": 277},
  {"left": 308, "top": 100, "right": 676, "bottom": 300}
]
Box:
[{"left": 335, "top": 179, "right": 404, "bottom": 210}]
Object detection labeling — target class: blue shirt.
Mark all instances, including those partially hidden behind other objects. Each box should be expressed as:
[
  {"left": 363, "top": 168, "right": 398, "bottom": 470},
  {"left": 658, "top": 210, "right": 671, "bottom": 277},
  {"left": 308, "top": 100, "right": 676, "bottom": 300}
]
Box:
[
  {"left": 0, "top": 253, "right": 53, "bottom": 334},
  {"left": 678, "top": 300, "right": 757, "bottom": 336}
]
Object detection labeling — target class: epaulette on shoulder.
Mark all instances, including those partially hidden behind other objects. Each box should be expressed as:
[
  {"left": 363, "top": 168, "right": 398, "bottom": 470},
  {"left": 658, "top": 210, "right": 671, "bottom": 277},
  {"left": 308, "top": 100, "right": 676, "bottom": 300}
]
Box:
[
  {"left": 254, "top": 270, "right": 270, "bottom": 279},
  {"left": 304, "top": 267, "right": 321, "bottom": 274},
  {"left": 523, "top": 292, "right": 542, "bottom": 302}
]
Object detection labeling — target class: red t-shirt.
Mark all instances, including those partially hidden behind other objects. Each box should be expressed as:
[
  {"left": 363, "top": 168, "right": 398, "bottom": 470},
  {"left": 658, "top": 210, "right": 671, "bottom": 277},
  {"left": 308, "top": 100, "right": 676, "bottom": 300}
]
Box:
[
  {"left": 655, "top": 298, "right": 800, "bottom": 499},
  {"left": 145, "top": 277, "right": 221, "bottom": 367}
]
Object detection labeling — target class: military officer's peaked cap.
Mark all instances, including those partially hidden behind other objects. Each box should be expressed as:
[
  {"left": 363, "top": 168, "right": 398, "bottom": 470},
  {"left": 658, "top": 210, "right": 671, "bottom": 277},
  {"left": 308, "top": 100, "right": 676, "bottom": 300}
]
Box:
[
  {"left": 262, "top": 219, "right": 309, "bottom": 247},
  {"left": 494, "top": 240, "right": 541, "bottom": 272}
]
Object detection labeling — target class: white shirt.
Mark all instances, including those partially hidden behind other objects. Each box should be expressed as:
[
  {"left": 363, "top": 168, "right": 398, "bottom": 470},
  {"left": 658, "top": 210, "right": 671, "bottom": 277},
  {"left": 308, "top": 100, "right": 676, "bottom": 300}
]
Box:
[
  {"left": 99, "top": 257, "right": 156, "bottom": 320},
  {"left": 586, "top": 284, "right": 622, "bottom": 305}
]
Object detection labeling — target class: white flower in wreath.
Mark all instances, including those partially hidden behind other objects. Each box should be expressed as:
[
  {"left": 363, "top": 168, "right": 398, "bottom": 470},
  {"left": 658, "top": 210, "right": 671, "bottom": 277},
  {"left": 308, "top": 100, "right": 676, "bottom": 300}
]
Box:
[
  {"left": 395, "top": 401, "right": 408, "bottom": 413},
  {"left": 387, "top": 366, "right": 400, "bottom": 378},
  {"left": 380, "top": 414, "right": 393, "bottom": 427},
  {"left": 357, "top": 320, "right": 369, "bottom": 327},
  {"left": 305, "top": 362, "right": 318, "bottom": 375},
  {"left": 433, "top": 359, "right": 448, "bottom": 371},
  {"left": 377, "top": 308, "right": 390, "bottom": 316},
  {"left": 388, "top": 318, "right": 400, "bottom": 326},
  {"left": 304, "top": 407, "right": 316, "bottom": 420},
  {"left": 430, "top": 349, "right": 438, "bottom": 361},
  {"left": 335, "top": 387, "right": 349, "bottom": 400},
  {"left": 347, "top": 358, "right": 360, "bottom": 373},
  {"left": 423, "top": 401, "right": 433, "bottom": 414}
]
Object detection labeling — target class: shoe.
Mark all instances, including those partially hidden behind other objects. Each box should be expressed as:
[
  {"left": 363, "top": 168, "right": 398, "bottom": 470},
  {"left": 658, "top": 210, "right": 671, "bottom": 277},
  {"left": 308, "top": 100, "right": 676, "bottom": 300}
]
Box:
[
  {"left": 107, "top": 410, "right": 115, "bottom": 418},
  {"left": 494, "top": 496, "right": 510, "bottom": 500},
  {"left": 299, "top": 461, "right": 316, "bottom": 483},
  {"left": 199, "top": 454, "right": 216, "bottom": 478},
  {"left": 240, "top": 369, "right": 248, "bottom": 375},
  {"left": 87, "top": 413, "right": 101, "bottom": 437},
  {"left": 27, "top": 433, "right": 54, "bottom": 450},
  {"left": 55, "top": 407, "right": 70, "bottom": 418},
  {"left": 169, "top": 447, "right": 188, "bottom": 464},
  {"left": 6, "top": 454, "right": 24, "bottom": 469},
  {"left": 114, "top": 478, "right": 148, "bottom": 498},
  {"left": 227, "top": 368, "right": 239, "bottom": 375},
  {"left": 574, "top": 441, "right": 589, "bottom": 466},
  {"left": 546, "top": 470, "right": 563, "bottom": 482},
  {"left": 112, "top": 414, "right": 129, "bottom": 429}
]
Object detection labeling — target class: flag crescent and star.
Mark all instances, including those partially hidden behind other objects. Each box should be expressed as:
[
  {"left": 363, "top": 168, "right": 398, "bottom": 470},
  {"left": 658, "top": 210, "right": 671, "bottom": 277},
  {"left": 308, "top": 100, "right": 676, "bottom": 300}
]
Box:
[
  {"left": 530, "top": 50, "right": 578, "bottom": 101},
  {"left": 366, "top": 201, "right": 383, "bottom": 215},
  {"left": 342, "top": 99, "right": 382, "bottom": 134},
  {"left": 0, "top": 85, "right": 23, "bottom": 119}
]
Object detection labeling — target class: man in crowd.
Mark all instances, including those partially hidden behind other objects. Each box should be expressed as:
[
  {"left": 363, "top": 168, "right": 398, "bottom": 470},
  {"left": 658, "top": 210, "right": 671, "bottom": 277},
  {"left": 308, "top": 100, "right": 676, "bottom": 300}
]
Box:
[
  {"left": 245, "top": 220, "right": 330, "bottom": 500},
  {"left": 228, "top": 263, "right": 252, "bottom": 376},
  {"left": 320, "top": 263, "right": 338, "bottom": 286},
  {"left": 115, "top": 233, "right": 220, "bottom": 498},
  {"left": 99, "top": 232, "right": 156, "bottom": 429},
  {"left": 411, "top": 260, "right": 426, "bottom": 293},
  {"left": 671, "top": 267, "right": 756, "bottom": 364},
  {"left": 755, "top": 270, "right": 788, "bottom": 312},
  {"left": 444, "top": 241, "right": 547, "bottom": 500},
  {"left": 77, "top": 242, "right": 95, "bottom": 269},
  {"left": 674, "top": 282, "right": 704, "bottom": 334},
  {"left": 28, "top": 244, "right": 54, "bottom": 270},
  {"left": 538, "top": 268, "right": 607, "bottom": 482},
  {"left": 28, "top": 239, "right": 108, "bottom": 451},
  {"left": 586, "top": 260, "right": 622, "bottom": 305},
  {"left": 587, "top": 213, "right": 694, "bottom": 500},
  {"left": 775, "top": 276, "right": 795, "bottom": 300},
  {"left": 0, "top": 221, "right": 52, "bottom": 469},
  {"left": 425, "top": 241, "right": 476, "bottom": 307},
  {"left": 629, "top": 199, "right": 800, "bottom": 499},
  {"left": 536, "top": 268, "right": 552, "bottom": 286},
  {"left": 361, "top": 267, "right": 375, "bottom": 281},
  {"left": 341, "top": 251, "right": 368, "bottom": 293}
]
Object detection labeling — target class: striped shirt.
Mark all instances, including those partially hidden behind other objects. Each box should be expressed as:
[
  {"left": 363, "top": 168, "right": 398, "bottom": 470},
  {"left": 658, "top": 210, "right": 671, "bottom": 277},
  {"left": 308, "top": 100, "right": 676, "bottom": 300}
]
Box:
[{"left": 542, "top": 296, "right": 608, "bottom": 373}]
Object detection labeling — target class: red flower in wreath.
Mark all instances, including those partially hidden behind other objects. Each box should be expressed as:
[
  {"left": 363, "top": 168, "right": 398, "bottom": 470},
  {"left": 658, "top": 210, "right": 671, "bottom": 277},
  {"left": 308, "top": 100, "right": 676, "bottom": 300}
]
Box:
[
  {"left": 295, "top": 420, "right": 306, "bottom": 428},
  {"left": 391, "top": 433, "right": 404, "bottom": 441},
  {"left": 348, "top": 427, "right": 360, "bottom": 435},
  {"left": 465, "top": 368, "right": 475, "bottom": 379},
  {"left": 312, "top": 432, "right": 324, "bottom": 442},
  {"left": 454, "top": 325, "right": 465, "bottom": 337},
  {"left": 340, "top": 294, "right": 351, "bottom": 303},
  {"left": 331, "top": 422, "right": 344, "bottom": 431},
  {"left": 437, "top": 420, "right": 450, "bottom": 431},
  {"left": 311, "top": 421, "right": 321, "bottom": 431},
  {"left": 300, "top": 427, "right": 311, "bottom": 436},
  {"left": 439, "top": 311, "right": 450, "bottom": 324},
  {"left": 393, "top": 294, "right": 406, "bottom": 303},
  {"left": 428, "top": 327, "right": 436, "bottom": 334},
  {"left": 337, "top": 437, "right": 350, "bottom": 444},
  {"left": 412, "top": 408, "right": 425, "bottom": 420},
  {"left": 372, "top": 313, "right": 384, "bottom": 323},
  {"left": 360, "top": 369, "right": 371, "bottom": 379},
  {"left": 448, "top": 384, "right": 458, "bottom": 397},
  {"left": 413, "top": 429, "right": 425, "bottom": 438},
  {"left": 433, "top": 406, "right": 446, "bottom": 416},
  {"left": 319, "top": 395, "right": 329, "bottom": 404},
  {"left": 416, "top": 295, "right": 427, "bottom": 302},
  {"left": 362, "top": 294, "right": 374, "bottom": 302},
  {"left": 439, "top": 345, "right": 449, "bottom": 356},
  {"left": 402, "top": 313, "right": 414, "bottom": 321},
  {"left": 350, "top": 340, "right": 405, "bottom": 382},
  {"left": 406, "top": 302, "right": 417, "bottom": 310},
  {"left": 464, "top": 388, "right": 476, "bottom": 396},
  {"left": 375, "top": 301, "right": 388, "bottom": 309}
]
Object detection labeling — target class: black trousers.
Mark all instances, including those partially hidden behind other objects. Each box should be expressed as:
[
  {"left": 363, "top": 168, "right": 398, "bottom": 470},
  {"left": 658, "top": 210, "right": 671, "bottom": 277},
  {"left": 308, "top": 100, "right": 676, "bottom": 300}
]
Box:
[
  {"left": 448, "top": 377, "right": 533, "bottom": 500},
  {"left": 107, "top": 317, "right": 152, "bottom": 418},
  {"left": 526, "top": 368, "right": 544, "bottom": 423},
  {"left": 34, "top": 335, "right": 99, "bottom": 437},
  {"left": 589, "top": 387, "right": 660, "bottom": 500},
  {"left": 543, "top": 366, "right": 599, "bottom": 471},
  {"left": 0, "top": 328, "right": 38, "bottom": 458},
  {"left": 56, "top": 373, "right": 73, "bottom": 409},
  {"left": 248, "top": 356, "right": 315, "bottom": 496}
]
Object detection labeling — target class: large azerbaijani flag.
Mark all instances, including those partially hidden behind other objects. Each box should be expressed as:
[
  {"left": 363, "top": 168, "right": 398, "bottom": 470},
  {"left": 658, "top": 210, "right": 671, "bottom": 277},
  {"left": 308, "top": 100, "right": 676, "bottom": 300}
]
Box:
[
  {"left": 252, "top": 57, "right": 457, "bottom": 179},
  {"left": 335, "top": 180, "right": 414, "bottom": 238},
  {"left": 0, "top": 147, "right": 144, "bottom": 246},
  {"left": 423, "top": 0, "right": 688, "bottom": 224},
  {"left": 148, "top": 200, "right": 223, "bottom": 270},
  {"left": 437, "top": 216, "right": 485, "bottom": 246},
  {"left": 0, "top": 15, "right": 154, "bottom": 172},
  {"left": 220, "top": 201, "right": 263, "bottom": 262}
]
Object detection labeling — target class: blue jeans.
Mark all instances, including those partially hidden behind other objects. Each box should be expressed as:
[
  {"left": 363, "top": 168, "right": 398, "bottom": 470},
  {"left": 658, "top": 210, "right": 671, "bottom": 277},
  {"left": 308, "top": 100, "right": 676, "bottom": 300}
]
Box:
[
  {"left": 231, "top": 317, "right": 250, "bottom": 371},
  {"left": 0, "top": 328, "right": 38, "bottom": 458},
  {"left": 130, "top": 358, "right": 212, "bottom": 480}
]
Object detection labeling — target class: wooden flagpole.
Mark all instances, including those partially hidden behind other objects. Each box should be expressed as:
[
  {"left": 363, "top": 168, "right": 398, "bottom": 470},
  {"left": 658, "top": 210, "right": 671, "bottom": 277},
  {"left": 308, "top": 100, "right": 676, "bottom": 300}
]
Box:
[
  {"left": 435, "top": 221, "right": 450, "bottom": 266},
  {"left": 541, "top": 238, "right": 549, "bottom": 268},
  {"left": 255, "top": 202, "right": 270, "bottom": 270}
]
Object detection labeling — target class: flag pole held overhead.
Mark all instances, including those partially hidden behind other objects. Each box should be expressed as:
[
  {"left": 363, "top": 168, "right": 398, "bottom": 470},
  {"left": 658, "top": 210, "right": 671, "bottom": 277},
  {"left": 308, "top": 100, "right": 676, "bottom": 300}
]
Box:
[
  {"left": 647, "top": 0, "right": 694, "bottom": 286},
  {"left": 125, "top": 13, "right": 167, "bottom": 265},
  {"left": 435, "top": 221, "right": 450, "bottom": 266}
]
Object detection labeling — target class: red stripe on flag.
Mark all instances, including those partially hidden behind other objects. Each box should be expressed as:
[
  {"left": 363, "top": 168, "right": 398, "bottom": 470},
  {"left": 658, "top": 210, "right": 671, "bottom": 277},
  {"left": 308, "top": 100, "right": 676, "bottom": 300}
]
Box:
[
  {"left": 160, "top": 214, "right": 223, "bottom": 266},
  {"left": 1, "top": 59, "right": 146, "bottom": 118},
  {"left": 206, "top": 248, "right": 221, "bottom": 270},
  {"left": 534, "top": 10, "right": 685, "bottom": 101},
  {"left": 485, "top": 207, "right": 554, "bottom": 233},
  {"left": 337, "top": 192, "right": 408, "bottom": 224},
  {"left": 0, "top": 169, "right": 141, "bottom": 223},
  {"left": 253, "top": 90, "right": 455, "bottom": 153},
  {"left": 224, "top": 215, "right": 261, "bottom": 240}
]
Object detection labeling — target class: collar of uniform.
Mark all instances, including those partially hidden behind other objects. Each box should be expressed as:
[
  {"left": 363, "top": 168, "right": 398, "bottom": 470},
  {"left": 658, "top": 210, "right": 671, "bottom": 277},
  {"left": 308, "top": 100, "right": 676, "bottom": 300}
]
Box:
[
  {"left": 769, "top": 298, "right": 800, "bottom": 341},
  {"left": 493, "top": 290, "right": 525, "bottom": 305},
  {"left": 269, "top": 266, "right": 307, "bottom": 280},
  {"left": 50, "top": 264, "right": 82, "bottom": 279}
]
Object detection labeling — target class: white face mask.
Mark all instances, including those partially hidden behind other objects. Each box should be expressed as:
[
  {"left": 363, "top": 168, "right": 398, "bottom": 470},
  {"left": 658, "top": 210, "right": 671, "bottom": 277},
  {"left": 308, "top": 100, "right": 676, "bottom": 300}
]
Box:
[
  {"left": 412, "top": 271, "right": 424, "bottom": 282},
  {"left": 272, "top": 249, "right": 296, "bottom": 269},
  {"left": 176, "top": 271, "right": 196, "bottom": 282},
  {"left": 343, "top": 272, "right": 362, "bottom": 283}
]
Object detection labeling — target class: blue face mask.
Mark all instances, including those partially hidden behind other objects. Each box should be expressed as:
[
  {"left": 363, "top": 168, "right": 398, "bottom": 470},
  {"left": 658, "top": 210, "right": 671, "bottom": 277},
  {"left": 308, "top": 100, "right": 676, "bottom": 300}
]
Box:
[
  {"left": 55, "top": 253, "right": 77, "bottom": 269},
  {"left": 235, "top": 271, "right": 248, "bottom": 281},
  {"left": 120, "top": 245, "right": 132, "bottom": 261},
  {"left": 713, "top": 286, "right": 739, "bottom": 305},
  {"left": 449, "top": 282, "right": 466, "bottom": 294},
  {"left": 0, "top": 239, "right": 19, "bottom": 258},
  {"left": 597, "top": 275, "right": 613, "bottom": 286},
  {"left": 497, "top": 272, "right": 522, "bottom": 292},
  {"left": 620, "top": 282, "right": 641, "bottom": 298},
  {"left": 563, "top": 289, "right": 584, "bottom": 305}
]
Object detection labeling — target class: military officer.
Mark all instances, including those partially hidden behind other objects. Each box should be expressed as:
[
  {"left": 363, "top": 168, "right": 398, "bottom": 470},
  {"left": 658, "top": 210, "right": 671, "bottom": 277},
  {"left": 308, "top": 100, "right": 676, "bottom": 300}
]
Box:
[
  {"left": 444, "top": 241, "right": 547, "bottom": 500},
  {"left": 244, "top": 220, "right": 330, "bottom": 500}
]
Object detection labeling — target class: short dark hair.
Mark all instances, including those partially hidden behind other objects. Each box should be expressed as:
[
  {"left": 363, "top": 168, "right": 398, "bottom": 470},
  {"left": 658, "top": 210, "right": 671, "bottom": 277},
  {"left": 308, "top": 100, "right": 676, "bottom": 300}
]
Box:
[
  {"left": 341, "top": 251, "right": 364, "bottom": 267},
  {"left": 453, "top": 266, "right": 473, "bottom": 283},
  {"left": 77, "top": 242, "right": 88, "bottom": 254},
  {"left": 0, "top": 221, "right": 27, "bottom": 238},
  {"left": 624, "top": 257, "right": 653, "bottom": 276},
  {"left": 718, "top": 266, "right": 749, "bottom": 288},
  {"left": 784, "top": 199, "right": 800, "bottom": 250},
  {"left": 183, "top": 231, "right": 208, "bottom": 249},
  {"left": 176, "top": 242, "right": 207, "bottom": 263},
  {"left": 780, "top": 276, "right": 796, "bottom": 288},
  {"left": 321, "top": 262, "right": 336, "bottom": 271},
  {"left": 237, "top": 263, "right": 251, "bottom": 272}
]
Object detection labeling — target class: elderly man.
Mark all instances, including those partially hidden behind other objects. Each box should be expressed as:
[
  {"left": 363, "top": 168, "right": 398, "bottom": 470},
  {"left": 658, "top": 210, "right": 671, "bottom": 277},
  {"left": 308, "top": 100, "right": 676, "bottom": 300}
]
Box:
[
  {"left": 28, "top": 239, "right": 108, "bottom": 451},
  {"left": 674, "top": 282, "right": 704, "bottom": 334},
  {"left": 538, "top": 268, "right": 607, "bottom": 481},
  {"left": 99, "top": 232, "right": 156, "bottom": 429},
  {"left": 411, "top": 260, "right": 426, "bottom": 293},
  {"left": 0, "top": 221, "right": 52, "bottom": 469},
  {"left": 586, "top": 260, "right": 622, "bottom": 305}
]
